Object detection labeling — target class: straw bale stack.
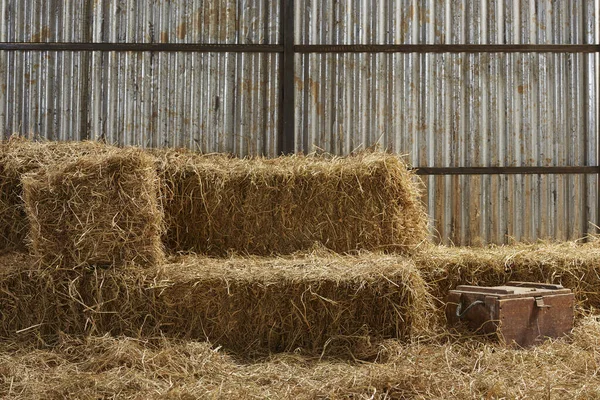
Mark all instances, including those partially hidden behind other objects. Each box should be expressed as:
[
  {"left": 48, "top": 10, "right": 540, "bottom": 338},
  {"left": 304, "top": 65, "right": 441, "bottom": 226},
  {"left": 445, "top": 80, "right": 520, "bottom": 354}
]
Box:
[
  {"left": 22, "top": 148, "right": 164, "bottom": 268},
  {"left": 156, "top": 150, "right": 429, "bottom": 256},
  {"left": 0, "top": 253, "right": 156, "bottom": 340}
]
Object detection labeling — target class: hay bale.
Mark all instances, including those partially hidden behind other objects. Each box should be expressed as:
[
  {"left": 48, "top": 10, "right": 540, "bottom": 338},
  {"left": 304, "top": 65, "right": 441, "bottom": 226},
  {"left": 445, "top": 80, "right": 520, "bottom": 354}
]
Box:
[
  {"left": 0, "top": 138, "right": 112, "bottom": 251},
  {"left": 22, "top": 148, "right": 165, "bottom": 268},
  {"left": 151, "top": 253, "right": 434, "bottom": 355},
  {"left": 156, "top": 150, "right": 429, "bottom": 256},
  {"left": 0, "top": 253, "right": 159, "bottom": 340},
  {"left": 0, "top": 251, "right": 433, "bottom": 355},
  {"left": 415, "top": 240, "right": 600, "bottom": 309}
]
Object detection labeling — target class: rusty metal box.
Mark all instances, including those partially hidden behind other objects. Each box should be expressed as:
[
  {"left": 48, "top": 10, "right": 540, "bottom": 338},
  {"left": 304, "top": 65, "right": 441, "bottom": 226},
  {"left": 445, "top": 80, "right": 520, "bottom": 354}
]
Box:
[{"left": 446, "top": 282, "right": 574, "bottom": 347}]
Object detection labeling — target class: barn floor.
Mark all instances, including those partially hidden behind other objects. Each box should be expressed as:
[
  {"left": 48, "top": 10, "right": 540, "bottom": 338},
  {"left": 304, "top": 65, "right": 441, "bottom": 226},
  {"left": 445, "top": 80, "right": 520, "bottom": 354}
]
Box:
[
  {"left": 1, "top": 241, "right": 600, "bottom": 399},
  {"left": 1, "top": 317, "right": 599, "bottom": 399}
]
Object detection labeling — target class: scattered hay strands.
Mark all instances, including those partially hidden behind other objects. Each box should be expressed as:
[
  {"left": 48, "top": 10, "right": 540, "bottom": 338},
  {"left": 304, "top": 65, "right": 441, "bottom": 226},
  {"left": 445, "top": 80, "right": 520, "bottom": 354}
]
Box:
[
  {"left": 1, "top": 316, "right": 600, "bottom": 399},
  {"left": 156, "top": 149, "right": 429, "bottom": 256},
  {"left": 22, "top": 148, "right": 165, "bottom": 269}
]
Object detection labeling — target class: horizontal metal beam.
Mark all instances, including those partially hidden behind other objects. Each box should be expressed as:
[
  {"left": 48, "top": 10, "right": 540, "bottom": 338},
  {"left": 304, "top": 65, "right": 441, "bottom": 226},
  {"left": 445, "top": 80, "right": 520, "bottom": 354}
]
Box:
[
  {"left": 0, "top": 42, "right": 284, "bottom": 53},
  {"left": 414, "top": 166, "right": 599, "bottom": 175},
  {"left": 295, "top": 44, "right": 600, "bottom": 54},
  {"left": 1, "top": 43, "right": 597, "bottom": 54}
]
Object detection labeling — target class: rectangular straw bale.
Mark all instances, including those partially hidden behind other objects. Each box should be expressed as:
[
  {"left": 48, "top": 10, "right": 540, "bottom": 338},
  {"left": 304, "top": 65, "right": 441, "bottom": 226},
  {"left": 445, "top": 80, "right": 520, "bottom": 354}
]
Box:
[
  {"left": 156, "top": 150, "right": 429, "bottom": 256},
  {"left": 0, "top": 251, "right": 432, "bottom": 355},
  {"left": 22, "top": 148, "right": 164, "bottom": 268},
  {"left": 0, "top": 252, "right": 159, "bottom": 340},
  {"left": 0, "top": 138, "right": 113, "bottom": 251},
  {"left": 414, "top": 241, "right": 600, "bottom": 309},
  {"left": 150, "top": 253, "right": 434, "bottom": 355}
]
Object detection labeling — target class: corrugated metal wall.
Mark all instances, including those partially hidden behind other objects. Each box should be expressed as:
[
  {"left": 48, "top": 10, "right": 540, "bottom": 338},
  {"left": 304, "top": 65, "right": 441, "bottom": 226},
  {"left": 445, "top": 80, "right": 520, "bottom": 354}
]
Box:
[
  {"left": 295, "top": 0, "right": 599, "bottom": 244},
  {"left": 0, "top": 0, "right": 598, "bottom": 245},
  {"left": 0, "top": 0, "right": 281, "bottom": 155}
]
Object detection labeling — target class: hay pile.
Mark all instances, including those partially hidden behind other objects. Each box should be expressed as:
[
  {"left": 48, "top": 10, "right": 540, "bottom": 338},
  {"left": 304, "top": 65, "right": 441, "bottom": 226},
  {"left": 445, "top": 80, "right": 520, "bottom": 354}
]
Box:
[
  {"left": 1, "top": 141, "right": 428, "bottom": 257},
  {"left": 2, "top": 316, "right": 600, "bottom": 399},
  {"left": 150, "top": 252, "right": 434, "bottom": 355},
  {"left": 0, "top": 138, "right": 112, "bottom": 252},
  {"left": 415, "top": 240, "right": 600, "bottom": 310},
  {"left": 0, "top": 251, "right": 433, "bottom": 355},
  {"left": 156, "top": 150, "right": 429, "bottom": 256},
  {"left": 21, "top": 148, "right": 164, "bottom": 268},
  {"left": 0, "top": 252, "right": 158, "bottom": 341}
]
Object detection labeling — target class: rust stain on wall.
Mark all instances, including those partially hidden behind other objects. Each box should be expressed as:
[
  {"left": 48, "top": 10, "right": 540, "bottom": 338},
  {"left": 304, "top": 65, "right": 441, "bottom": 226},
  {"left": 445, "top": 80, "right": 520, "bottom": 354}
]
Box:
[
  {"left": 176, "top": 22, "right": 187, "bottom": 40},
  {"left": 31, "top": 26, "right": 50, "bottom": 42}
]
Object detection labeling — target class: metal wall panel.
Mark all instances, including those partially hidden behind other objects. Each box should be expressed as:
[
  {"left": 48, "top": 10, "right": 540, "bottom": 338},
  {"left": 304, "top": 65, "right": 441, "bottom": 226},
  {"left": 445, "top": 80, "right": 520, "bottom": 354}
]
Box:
[
  {"left": 296, "top": 0, "right": 594, "bottom": 45},
  {"left": 0, "top": 0, "right": 281, "bottom": 156},
  {"left": 0, "top": 0, "right": 598, "bottom": 244},
  {"left": 1, "top": 0, "right": 280, "bottom": 44},
  {"left": 294, "top": 0, "right": 598, "bottom": 244},
  {"left": 0, "top": 51, "right": 280, "bottom": 155},
  {"left": 89, "top": 51, "right": 280, "bottom": 154}
]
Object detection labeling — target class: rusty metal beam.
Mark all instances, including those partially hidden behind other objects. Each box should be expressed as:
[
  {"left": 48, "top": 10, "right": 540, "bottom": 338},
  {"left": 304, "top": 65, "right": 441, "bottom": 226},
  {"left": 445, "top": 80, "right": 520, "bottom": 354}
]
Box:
[
  {"left": 295, "top": 44, "right": 600, "bottom": 54},
  {"left": 0, "top": 43, "right": 284, "bottom": 53},
  {"left": 414, "top": 166, "right": 599, "bottom": 175},
  {"left": 280, "top": 0, "right": 295, "bottom": 154}
]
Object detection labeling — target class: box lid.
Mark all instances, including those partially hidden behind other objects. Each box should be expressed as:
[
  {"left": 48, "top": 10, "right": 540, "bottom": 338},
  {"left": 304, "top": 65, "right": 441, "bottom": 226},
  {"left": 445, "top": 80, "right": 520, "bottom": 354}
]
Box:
[{"left": 451, "top": 281, "right": 572, "bottom": 299}]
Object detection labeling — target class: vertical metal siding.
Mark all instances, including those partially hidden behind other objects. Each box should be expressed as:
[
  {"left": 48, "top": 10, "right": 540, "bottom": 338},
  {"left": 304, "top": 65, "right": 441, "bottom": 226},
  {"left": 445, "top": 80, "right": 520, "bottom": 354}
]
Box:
[
  {"left": 0, "top": 0, "right": 597, "bottom": 245},
  {"left": 0, "top": 0, "right": 281, "bottom": 156},
  {"left": 294, "top": 0, "right": 598, "bottom": 244},
  {"left": 2, "top": 0, "right": 280, "bottom": 44}
]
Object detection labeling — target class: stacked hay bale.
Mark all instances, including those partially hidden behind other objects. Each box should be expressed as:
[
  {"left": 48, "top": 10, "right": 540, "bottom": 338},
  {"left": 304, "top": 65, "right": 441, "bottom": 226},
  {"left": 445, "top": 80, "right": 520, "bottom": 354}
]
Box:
[
  {"left": 0, "top": 253, "right": 158, "bottom": 340},
  {"left": 414, "top": 240, "right": 600, "bottom": 310},
  {"left": 0, "top": 140, "right": 433, "bottom": 354},
  {"left": 156, "top": 150, "right": 429, "bottom": 256},
  {"left": 2, "top": 146, "right": 166, "bottom": 340},
  {"left": 0, "top": 251, "right": 433, "bottom": 354},
  {"left": 148, "top": 253, "right": 434, "bottom": 355},
  {"left": 21, "top": 148, "right": 164, "bottom": 268},
  {"left": 0, "top": 138, "right": 112, "bottom": 251}
]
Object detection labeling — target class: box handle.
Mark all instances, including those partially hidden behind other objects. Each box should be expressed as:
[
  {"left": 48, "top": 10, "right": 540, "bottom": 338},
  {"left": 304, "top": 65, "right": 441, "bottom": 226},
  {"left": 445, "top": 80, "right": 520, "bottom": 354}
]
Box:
[
  {"left": 535, "top": 297, "right": 551, "bottom": 308},
  {"left": 456, "top": 299, "right": 485, "bottom": 318}
]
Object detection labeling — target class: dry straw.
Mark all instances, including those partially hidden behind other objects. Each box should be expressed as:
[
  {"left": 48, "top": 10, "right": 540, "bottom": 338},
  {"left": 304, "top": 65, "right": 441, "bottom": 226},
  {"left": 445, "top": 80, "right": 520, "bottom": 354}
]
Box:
[
  {"left": 21, "top": 148, "right": 164, "bottom": 268},
  {"left": 1, "top": 316, "right": 600, "bottom": 399},
  {"left": 3, "top": 141, "right": 429, "bottom": 257},
  {"left": 155, "top": 149, "right": 429, "bottom": 256},
  {"left": 0, "top": 138, "right": 112, "bottom": 251},
  {"left": 0, "top": 251, "right": 433, "bottom": 356},
  {"left": 0, "top": 253, "right": 154, "bottom": 341},
  {"left": 414, "top": 240, "right": 600, "bottom": 310},
  {"left": 151, "top": 251, "right": 434, "bottom": 355}
]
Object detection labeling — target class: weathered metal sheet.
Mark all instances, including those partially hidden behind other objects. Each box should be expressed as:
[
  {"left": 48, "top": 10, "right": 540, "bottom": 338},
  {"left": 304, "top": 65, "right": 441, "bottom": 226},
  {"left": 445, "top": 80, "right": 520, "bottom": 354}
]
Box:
[
  {"left": 0, "top": 0, "right": 281, "bottom": 156},
  {"left": 0, "top": 0, "right": 598, "bottom": 245},
  {"left": 1, "top": 0, "right": 280, "bottom": 44},
  {"left": 0, "top": 51, "right": 280, "bottom": 155},
  {"left": 294, "top": 0, "right": 598, "bottom": 244}
]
